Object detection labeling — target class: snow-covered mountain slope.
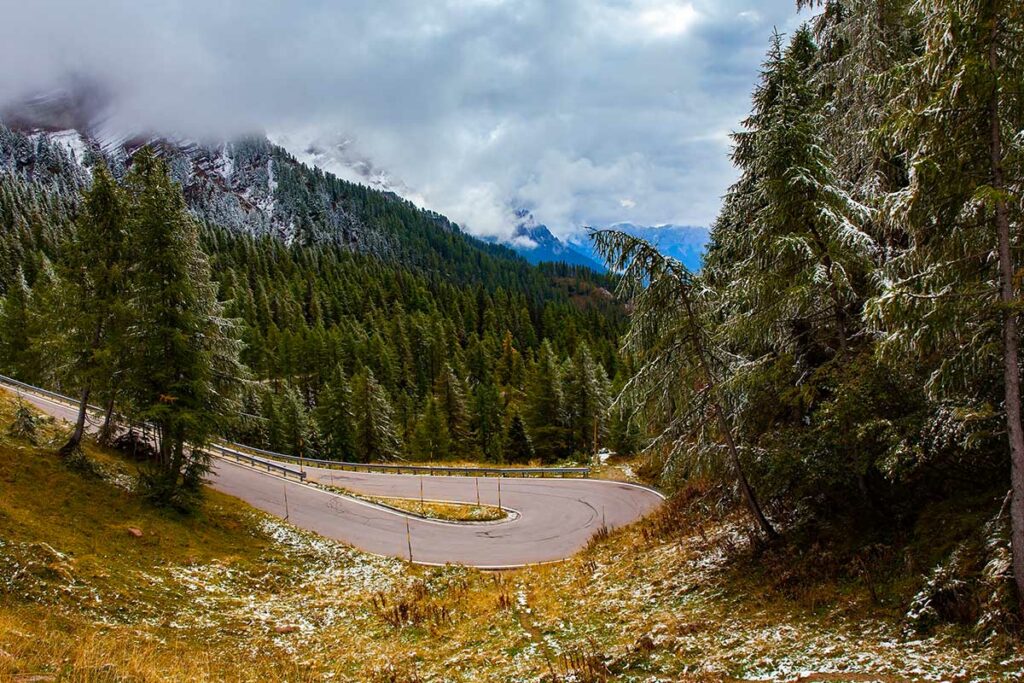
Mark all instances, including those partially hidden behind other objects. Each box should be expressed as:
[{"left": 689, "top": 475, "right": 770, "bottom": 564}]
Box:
[{"left": 0, "top": 86, "right": 533, "bottom": 267}]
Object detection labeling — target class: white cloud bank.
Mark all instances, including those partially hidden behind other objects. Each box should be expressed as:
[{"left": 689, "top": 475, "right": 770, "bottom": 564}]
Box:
[{"left": 0, "top": 0, "right": 807, "bottom": 240}]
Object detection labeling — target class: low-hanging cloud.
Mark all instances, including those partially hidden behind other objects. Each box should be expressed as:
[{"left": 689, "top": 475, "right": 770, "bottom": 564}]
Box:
[{"left": 0, "top": 0, "right": 804, "bottom": 240}]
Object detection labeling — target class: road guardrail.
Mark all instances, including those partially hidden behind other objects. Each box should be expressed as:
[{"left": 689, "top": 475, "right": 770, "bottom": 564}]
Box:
[
  {"left": 0, "top": 374, "right": 590, "bottom": 479},
  {"left": 209, "top": 443, "right": 306, "bottom": 481},
  {"left": 224, "top": 441, "right": 590, "bottom": 478}
]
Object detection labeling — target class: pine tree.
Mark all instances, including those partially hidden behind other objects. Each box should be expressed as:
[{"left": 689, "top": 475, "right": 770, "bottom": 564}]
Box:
[
  {"left": 505, "top": 414, "right": 534, "bottom": 464},
  {"left": 125, "top": 148, "right": 242, "bottom": 508},
  {"left": 54, "top": 164, "right": 130, "bottom": 456},
  {"left": 352, "top": 367, "right": 403, "bottom": 461},
  {"left": 0, "top": 266, "right": 31, "bottom": 379},
  {"left": 865, "top": 0, "right": 1024, "bottom": 609},
  {"left": 317, "top": 367, "right": 356, "bottom": 460}
]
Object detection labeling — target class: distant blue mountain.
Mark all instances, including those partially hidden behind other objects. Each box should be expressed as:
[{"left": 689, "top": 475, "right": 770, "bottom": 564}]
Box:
[
  {"left": 506, "top": 211, "right": 607, "bottom": 272},
  {"left": 501, "top": 213, "right": 710, "bottom": 274},
  {"left": 571, "top": 223, "right": 710, "bottom": 272}
]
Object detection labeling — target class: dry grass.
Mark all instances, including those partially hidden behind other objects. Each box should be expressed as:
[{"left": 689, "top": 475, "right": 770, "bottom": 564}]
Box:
[
  {"left": 0, "top": 389, "right": 1021, "bottom": 682},
  {"left": 335, "top": 490, "right": 508, "bottom": 522}
]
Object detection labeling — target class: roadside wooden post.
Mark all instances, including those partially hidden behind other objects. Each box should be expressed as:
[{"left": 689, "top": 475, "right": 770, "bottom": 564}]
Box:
[{"left": 406, "top": 517, "right": 413, "bottom": 563}]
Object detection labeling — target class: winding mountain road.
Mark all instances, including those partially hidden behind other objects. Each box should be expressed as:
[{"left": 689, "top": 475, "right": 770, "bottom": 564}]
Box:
[{"left": 3, "top": 383, "right": 664, "bottom": 567}]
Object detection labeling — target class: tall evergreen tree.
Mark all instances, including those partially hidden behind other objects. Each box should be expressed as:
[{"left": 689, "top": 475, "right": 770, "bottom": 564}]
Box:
[
  {"left": 471, "top": 379, "right": 504, "bottom": 461},
  {"left": 317, "top": 367, "right": 356, "bottom": 459},
  {"left": 0, "top": 266, "right": 32, "bottom": 380},
  {"left": 434, "top": 362, "right": 471, "bottom": 458},
  {"left": 505, "top": 413, "right": 535, "bottom": 464},
  {"left": 352, "top": 367, "right": 403, "bottom": 461},
  {"left": 565, "top": 342, "right": 612, "bottom": 455},
  {"left": 711, "top": 27, "right": 874, "bottom": 360},
  {"left": 866, "top": 0, "right": 1024, "bottom": 607},
  {"left": 525, "top": 340, "right": 570, "bottom": 462},
  {"left": 125, "top": 149, "right": 242, "bottom": 508},
  {"left": 592, "top": 229, "right": 777, "bottom": 538},
  {"left": 412, "top": 395, "right": 450, "bottom": 461},
  {"left": 55, "top": 164, "right": 130, "bottom": 456}
]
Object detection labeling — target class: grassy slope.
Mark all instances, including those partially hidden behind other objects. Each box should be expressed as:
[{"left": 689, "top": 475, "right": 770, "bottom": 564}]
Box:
[{"left": 0, "top": 391, "right": 1020, "bottom": 682}]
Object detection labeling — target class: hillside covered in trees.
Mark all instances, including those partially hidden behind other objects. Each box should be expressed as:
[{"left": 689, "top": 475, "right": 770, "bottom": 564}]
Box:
[{"left": 0, "top": 121, "right": 631, "bottom": 486}]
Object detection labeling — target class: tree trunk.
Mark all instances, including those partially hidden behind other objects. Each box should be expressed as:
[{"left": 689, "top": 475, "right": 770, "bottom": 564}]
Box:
[
  {"left": 98, "top": 396, "right": 116, "bottom": 446},
  {"left": 682, "top": 289, "right": 778, "bottom": 539},
  {"left": 59, "top": 385, "right": 91, "bottom": 456},
  {"left": 712, "top": 401, "right": 778, "bottom": 538},
  {"left": 988, "top": 22, "right": 1024, "bottom": 614}
]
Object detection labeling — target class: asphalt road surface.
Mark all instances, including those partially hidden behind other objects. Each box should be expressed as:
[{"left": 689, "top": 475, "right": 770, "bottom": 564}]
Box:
[{"left": 5, "top": 385, "right": 664, "bottom": 567}]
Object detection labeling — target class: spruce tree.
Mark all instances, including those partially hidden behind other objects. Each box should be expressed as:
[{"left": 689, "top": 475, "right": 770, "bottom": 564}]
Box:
[
  {"left": 505, "top": 414, "right": 534, "bottom": 464},
  {"left": 352, "top": 367, "right": 402, "bottom": 461},
  {"left": 317, "top": 367, "right": 356, "bottom": 460},
  {"left": 434, "top": 362, "right": 471, "bottom": 458},
  {"left": 0, "top": 266, "right": 32, "bottom": 380},
  {"left": 125, "top": 148, "right": 241, "bottom": 508},
  {"left": 566, "top": 342, "right": 611, "bottom": 455},
  {"left": 55, "top": 164, "right": 130, "bottom": 456},
  {"left": 866, "top": 0, "right": 1024, "bottom": 608},
  {"left": 278, "top": 384, "right": 312, "bottom": 457},
  {"left": 525, "top": 340, "right": 570, "bottom": 462},
  {"left": 592, "top": 229, "right": 777, "bottom": 538},
  {"left": 412, "top": 395, "right": 450, "bottom": 461},
  {"left": 471, "top": 379, "right": 504, "bottom": 461},
  {"left": 712, "top": 27, "right": 874, "bottom": 359}
]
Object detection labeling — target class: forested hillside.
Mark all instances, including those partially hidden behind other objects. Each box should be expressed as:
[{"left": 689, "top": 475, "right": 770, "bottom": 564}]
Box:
[{"left": 0, "top": 122, "right": 628, "bottom": 478}]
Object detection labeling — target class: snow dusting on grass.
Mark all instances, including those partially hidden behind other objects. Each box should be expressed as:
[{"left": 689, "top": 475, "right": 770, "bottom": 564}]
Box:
[{"left": 0, "top": 394, "right": 1021, "bottom": 682}]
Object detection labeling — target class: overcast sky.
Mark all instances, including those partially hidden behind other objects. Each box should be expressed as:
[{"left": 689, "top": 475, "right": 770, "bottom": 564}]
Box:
[{"left": 0, "top": 0, "right": 806, "bottom": 240}]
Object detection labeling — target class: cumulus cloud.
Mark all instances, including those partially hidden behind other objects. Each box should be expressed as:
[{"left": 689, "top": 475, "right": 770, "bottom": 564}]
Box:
[{"left": 0, "top": 0, "right": 806, "bottom": 240}]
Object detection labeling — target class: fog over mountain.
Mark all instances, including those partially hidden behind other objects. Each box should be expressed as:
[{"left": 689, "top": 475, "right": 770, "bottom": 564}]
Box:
[{"left": 0, "top": 0, "right": 805, "bottom": 242}]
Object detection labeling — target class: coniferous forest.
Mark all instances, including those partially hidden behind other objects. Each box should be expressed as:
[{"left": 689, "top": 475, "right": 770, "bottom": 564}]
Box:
[
  {"left": 1, "top": 0, "right": 1023, "bottom": 645},
  {"left": 0, "top": 135, "right": 628, "bottom": 486}
]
